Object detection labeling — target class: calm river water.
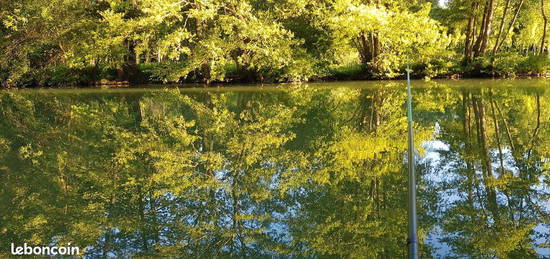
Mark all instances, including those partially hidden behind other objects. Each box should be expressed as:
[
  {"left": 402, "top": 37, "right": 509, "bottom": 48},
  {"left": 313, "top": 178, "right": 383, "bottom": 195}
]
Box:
[{"left": 0, "top": 79, "right": 548, "bottom": 258}]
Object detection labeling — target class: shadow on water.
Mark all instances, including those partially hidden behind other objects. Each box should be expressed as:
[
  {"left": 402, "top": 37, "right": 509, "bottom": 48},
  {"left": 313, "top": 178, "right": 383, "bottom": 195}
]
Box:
[{"left": 0, "top": 80, "right": 548, "bottom": 258}]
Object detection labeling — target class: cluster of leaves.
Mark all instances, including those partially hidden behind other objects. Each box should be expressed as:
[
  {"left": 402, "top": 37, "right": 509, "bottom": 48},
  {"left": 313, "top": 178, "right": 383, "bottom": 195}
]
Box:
[
  {"left": 329, "top": 1, "right": 452, "bottom": 78},
  {"left": 0, "top": 0, "right": 459, "bottom": 87}
]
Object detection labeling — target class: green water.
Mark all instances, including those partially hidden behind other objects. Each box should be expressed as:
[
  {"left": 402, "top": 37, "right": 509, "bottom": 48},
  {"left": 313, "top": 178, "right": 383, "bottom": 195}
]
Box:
[{"left": 0, "top": 79, "right": 548, "bottom": 258}]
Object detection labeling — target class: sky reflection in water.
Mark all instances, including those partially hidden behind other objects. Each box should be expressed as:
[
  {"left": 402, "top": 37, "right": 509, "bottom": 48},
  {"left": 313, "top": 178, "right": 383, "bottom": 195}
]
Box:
[{"left": 0, "top": 80, "right": 548, "bottom": 258}]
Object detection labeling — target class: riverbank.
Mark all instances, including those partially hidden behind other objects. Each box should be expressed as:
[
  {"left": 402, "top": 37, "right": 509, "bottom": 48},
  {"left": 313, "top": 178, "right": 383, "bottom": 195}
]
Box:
[{"left": 4, "top": 56, "right": 550, "bottom": 88}]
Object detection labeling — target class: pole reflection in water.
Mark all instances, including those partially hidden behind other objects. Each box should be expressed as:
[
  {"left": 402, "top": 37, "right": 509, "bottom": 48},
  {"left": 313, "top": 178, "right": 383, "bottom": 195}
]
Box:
[{"left": 406, "top": 66, "right": 418, "bottom": 259}]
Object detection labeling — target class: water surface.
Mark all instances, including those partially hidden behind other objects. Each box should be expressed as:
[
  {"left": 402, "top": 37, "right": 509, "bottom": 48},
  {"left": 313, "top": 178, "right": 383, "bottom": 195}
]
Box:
[{"left": 0, "top": 79, "right": 549, "bottom": 258}]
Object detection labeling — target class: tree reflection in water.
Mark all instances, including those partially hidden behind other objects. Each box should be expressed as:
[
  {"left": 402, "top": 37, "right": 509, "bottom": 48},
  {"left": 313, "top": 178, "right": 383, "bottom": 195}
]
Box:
[{"left": 0, "top": 81, "right": 548, "bottom": 258}]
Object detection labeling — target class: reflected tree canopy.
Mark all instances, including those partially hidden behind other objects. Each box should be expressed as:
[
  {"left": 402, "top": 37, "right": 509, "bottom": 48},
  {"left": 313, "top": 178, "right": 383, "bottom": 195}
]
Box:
[
  {"left": 425, "top": 86, "right": 550, "bottom": 258},
  {"left": 0, "top": 82, "right": 548, "bottom": 258}
]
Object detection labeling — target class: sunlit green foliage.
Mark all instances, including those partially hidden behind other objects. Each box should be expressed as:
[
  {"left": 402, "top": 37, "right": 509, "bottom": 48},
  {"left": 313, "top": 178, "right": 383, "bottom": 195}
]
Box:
[
  {"left": 5, "top": 0, "right": 550, "bottom": 86},
  {"left": 328, "top": 1, "right": 452, "bottom": 78}
]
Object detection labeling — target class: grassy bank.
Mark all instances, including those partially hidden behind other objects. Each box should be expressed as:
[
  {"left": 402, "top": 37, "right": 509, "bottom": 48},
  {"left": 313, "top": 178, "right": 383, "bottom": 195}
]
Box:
[{"left": 4, "top": 53, "right": 550, "bottom": 88}]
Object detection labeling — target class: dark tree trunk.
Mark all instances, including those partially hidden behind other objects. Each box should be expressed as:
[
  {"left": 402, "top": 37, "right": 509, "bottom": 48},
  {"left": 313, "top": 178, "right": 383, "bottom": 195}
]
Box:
[
  {"left": 473, "top": 96, "right": 499, "bottom": 221},
  {"left": 473, "top": 97, "right": 492, "bottom": 179},
  {"left": 495, "top": 0, "right": 524, "bottom": 53},
  {"left": 474, "top": 0, "right": 496, "bottom": 57},
  {"left": 527, "top": 93, "right": 541, "bottom": 158},
  {"left": 464, "top": 1, "right": 480, "bottom": 62},
  {"left": 489, "top": 97, "right": 505, "bottom": 175},
  {"left": 492, "top": 0, "right": 511, "bottom": 56},
  {"left": 463, "top": 93, "right": 475, "bottom": 204},
  {"left": 357, "top": 32, "right": 380, "bottom": 66},
  {"left": 541, "top": 0, "right": 548, "bottom": 55}
]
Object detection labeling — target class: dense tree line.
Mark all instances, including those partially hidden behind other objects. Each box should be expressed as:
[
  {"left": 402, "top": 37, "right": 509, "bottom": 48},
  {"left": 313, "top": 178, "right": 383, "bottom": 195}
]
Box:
[{"left": 2, "top": 0, "right": 550, "bottom": 86}]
